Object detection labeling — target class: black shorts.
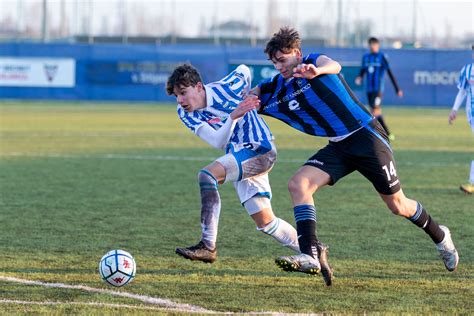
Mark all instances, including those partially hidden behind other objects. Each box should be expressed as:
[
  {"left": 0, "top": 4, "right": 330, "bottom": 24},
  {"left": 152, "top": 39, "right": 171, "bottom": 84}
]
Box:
[
  {"left": 367, "top": 91, "right": 383, "bottom": 109},
  {"left": 304, "top": 120, "right": 401, "bottom": 195}
]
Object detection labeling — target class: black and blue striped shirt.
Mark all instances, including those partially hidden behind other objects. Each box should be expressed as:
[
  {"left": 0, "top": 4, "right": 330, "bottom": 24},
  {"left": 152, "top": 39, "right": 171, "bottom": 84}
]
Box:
[
  {"left": 258, "top": 53, "right": 373, "bottom": 137},
  {"left": 359, "top": 51, "right": 400, "bottom": 93}
]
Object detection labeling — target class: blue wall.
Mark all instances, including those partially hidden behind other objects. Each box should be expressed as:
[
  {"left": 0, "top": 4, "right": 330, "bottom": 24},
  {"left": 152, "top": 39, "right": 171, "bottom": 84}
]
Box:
[{"left": 0, "top": 43, "right": 470, "bottom": 106}]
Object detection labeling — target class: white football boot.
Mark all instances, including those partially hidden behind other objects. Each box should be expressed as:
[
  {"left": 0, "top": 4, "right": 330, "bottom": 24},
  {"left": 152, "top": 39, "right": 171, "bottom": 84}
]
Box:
[
  {"left": 436, "top": 225, "right": 459, "bottom": 272},
  {"left": 275, "top": 253, "right": 321, "bottom": 275}
]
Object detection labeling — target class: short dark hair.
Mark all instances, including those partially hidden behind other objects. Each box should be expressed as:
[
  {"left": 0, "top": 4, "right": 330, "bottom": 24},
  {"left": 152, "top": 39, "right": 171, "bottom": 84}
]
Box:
[
  {"left": 368, "top": 37, "right": 379, "bottom": 44},
  {"left": 166, "top": 64, "right": 202, "bottom": 95},
  {"left": 264, "top": 27, "right": 301, "bottom": 60}
]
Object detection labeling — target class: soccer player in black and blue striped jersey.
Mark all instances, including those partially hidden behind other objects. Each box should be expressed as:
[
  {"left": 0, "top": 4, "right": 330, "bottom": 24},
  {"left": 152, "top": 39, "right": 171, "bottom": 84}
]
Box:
[
  {"left": 251, "top": 27, "right": 458, "bottom": 285},
  {"left": 355, "top": 37, "right": 403, "bottom": 140}
]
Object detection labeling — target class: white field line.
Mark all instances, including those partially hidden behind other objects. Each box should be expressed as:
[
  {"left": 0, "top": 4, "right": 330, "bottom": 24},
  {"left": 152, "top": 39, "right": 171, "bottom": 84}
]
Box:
[
  {"left": 0, "top": 152, "right": 466, "bottom": 167},
  {"left": 0, "top": 276, "right": 322, "bottom": 315},
  {"left": 0, "top": 276, "right": 214, "bottom": 314},
  {"left": 0, "top": 299, "right": 199, "bottom": 312},
  {"left": 0, "top": 132, "right": 164, "bottom": 137}
]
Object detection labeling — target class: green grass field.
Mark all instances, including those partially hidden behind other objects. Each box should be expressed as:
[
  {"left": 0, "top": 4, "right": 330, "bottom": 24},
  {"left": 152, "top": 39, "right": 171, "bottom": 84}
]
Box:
[{"left": 0, "top": 101, "right": 473, "bottom": 314}]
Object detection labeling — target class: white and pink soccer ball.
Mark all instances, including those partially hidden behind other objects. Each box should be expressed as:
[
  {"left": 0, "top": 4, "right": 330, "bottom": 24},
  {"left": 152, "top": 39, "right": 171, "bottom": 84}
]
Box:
[{"left": 99, "top": 249, "right": 136, "bottom": 287}]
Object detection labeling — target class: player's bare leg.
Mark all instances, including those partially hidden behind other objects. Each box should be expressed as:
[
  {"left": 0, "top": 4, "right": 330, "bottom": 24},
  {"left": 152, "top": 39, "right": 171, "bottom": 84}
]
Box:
[
  {"left": 380, "top": 189, "right": 459, "bottom": 271},
  {"left": 275, "top": 166, "right": 334, "bottom": 285},
  {"left": 175, "top": 161, "right": 225, "bottom": 263}
]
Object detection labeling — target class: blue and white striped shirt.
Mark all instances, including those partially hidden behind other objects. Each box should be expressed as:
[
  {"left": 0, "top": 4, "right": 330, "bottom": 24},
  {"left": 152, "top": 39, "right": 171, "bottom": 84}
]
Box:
[
  {"left": 178, "top": 65, "right": 274, "bottom": 151},
  {"left": 457, "top": 63, "right": 474, "bottom": 127}
]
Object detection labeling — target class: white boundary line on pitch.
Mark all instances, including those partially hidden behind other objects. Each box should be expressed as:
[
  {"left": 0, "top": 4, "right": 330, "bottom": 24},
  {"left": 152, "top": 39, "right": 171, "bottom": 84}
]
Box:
[
  {"left": 0, "top": 276, "right": 214, "bottom": 314},
  {"left": 0, "top": 152, "right": 466, "bottom": 167},
  {"left": 0, "top": 299, "right": 198, "bottom": 313},
  {"left": 0, "top": 276, "right": 321, "bottom": 315}
]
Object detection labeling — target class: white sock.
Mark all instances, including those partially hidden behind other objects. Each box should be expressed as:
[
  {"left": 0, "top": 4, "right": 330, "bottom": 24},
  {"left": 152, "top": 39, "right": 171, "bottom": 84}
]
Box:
[
  {"left": 470, "top": 160, "right": 474, "bottom": 185},
  {"left": 259, "top": 218, "right": 300, "bottom": 253}
]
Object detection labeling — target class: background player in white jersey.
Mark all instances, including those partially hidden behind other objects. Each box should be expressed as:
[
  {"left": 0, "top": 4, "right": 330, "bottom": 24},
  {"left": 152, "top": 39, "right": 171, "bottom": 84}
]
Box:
[
  {"left": 166, "top": 63, "right": 301, "bottom": 263},
  {"left": 448, "top": 45, "right": 474, "bottom": 194}
]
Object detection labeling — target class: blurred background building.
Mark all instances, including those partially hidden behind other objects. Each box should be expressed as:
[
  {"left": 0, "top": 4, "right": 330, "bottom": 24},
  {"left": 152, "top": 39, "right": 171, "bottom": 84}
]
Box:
[
  {"left": 0, "top": 0, "right": 472, "bottom": 105},
  {"left": 0, "top": 0, "right": 472, "bottom": 48}
]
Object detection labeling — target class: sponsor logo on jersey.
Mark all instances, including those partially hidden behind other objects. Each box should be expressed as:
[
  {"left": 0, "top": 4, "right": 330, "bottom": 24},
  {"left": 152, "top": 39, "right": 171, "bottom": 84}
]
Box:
[
  {"left": 266, "top": 83, "right": 311, "bottom": 110},
  {"left": 288, "top": 99, "right": 300, "bottom": 111},
  {"left": 207, "top": 117, "right": 222, "bottom": 124}
]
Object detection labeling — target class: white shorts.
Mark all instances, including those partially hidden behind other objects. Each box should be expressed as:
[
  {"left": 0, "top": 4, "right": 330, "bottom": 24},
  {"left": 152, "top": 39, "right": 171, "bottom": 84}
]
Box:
[
  {"left": 233, "top": 173, "right": 272, "bottom": 204},
  {"left": 215, "top": 141, "right": 276, "bottom": 204}
]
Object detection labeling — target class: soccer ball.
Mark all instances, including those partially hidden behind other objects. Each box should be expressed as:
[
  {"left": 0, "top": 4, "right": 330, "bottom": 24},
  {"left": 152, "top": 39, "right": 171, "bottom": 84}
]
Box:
[{"left": 99, "top": 249, "right": 136, "bottom": 287}]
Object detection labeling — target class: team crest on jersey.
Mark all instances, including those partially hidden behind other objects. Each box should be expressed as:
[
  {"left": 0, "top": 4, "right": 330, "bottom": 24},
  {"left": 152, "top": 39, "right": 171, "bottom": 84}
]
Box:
[
  {"left": 207, "top": 117, "right": 222, "bottom": 124},
  {"left": 296, "top": 79, "right": 304, "bottom": 87},
  {"left": 288, "top": 99, "right": 300, "bottom": 111}
]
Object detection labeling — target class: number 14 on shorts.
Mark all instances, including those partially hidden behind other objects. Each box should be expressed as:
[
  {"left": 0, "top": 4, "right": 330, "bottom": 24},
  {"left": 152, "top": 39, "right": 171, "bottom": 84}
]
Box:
[{"left": 382, "top": 161, "right": 397, "bottom": 181}]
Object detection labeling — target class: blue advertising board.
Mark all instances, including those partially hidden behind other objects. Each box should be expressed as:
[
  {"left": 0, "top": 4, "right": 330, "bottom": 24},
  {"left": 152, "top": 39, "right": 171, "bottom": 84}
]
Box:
[{"left": 0, "top": 42, "right": 470, "bottom": 106}]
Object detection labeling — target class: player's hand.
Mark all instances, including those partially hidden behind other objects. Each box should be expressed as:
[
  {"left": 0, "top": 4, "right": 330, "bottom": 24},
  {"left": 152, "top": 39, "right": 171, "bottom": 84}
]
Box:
[
  {"left": 355, "top": 76, "right": 362, "bottom": 85},
  {"left": 397, "top": 90, "right": 403, "bottom": 98},
  {"left": 231, "top": 96, "right": 259, "bottom": 120},
  {"left": 448, "top": 110, "right": 457, "bottom": 124},
  {"left": 293, "top": 63, "right": 321, "bottom": 79}
]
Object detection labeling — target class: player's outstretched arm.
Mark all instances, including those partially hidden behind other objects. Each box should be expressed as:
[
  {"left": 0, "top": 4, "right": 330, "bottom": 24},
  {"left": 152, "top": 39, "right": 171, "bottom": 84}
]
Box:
[
  {"left": 196, "top": 97, "right": 259, "bottom": 149},
  {"left": 293, "top": 55, "right": 341, "bottom": 79},
  {"left": 230, "top": 96, "right": 259, "bottom": 120},
  {"left": 316, "top": 55, "right": 342, "bottom": 74}
]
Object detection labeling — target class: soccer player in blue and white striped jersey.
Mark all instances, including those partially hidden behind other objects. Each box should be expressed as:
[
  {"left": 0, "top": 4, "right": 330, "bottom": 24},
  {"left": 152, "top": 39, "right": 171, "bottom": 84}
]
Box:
[
  {"left": 448, "top": 45, "right": 474, "bottom": 194},
  {"left": 252, "top": 27, "right": 458, "bottom": 285},
  {"left": 355, "top": 37, "right": 403, "bottom": 140},
  {"left": 166, "top": 63, "right": 300, "bottom": 263}
]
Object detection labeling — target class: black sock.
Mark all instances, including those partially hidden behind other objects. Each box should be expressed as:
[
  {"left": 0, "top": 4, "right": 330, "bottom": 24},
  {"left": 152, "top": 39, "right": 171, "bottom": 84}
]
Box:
[
  {"left": 377, "top": 115, "right": 391, "bottom": 135},
  {"left": 294, "top": 205, "right": 318, "bottom": 257},
  {"left": 408, "top": 202, "right": 445, "bottom": 244}
]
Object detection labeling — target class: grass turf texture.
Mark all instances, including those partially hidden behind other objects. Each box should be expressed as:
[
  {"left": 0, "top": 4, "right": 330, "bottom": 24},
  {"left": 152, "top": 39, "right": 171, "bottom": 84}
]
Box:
[{"left": 0, "top": 101, "right": 473, "bottom": 314}]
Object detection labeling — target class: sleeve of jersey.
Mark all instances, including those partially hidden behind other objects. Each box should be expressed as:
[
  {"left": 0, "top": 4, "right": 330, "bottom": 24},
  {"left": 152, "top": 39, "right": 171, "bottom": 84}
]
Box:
[
  {"left": 257, "top": 78, "right": 273, "bottom": 114},
  {"left": 177, "top": 107, "right": 204, "bottom": 134},
  {"left": 234, "top": 64, "right": 252, "bottom": 95},
  {"left": 452, "top": 89, "right": 467, "bottom": 111},
  {"left": 196, "top": 118, "right": 239, "bottom": 150},
  {"left": 305, "top": 53, "right": 321, "bottom": 66},
  {"left": 457, "top": 66, "right": 467, "bottom": 90},
  {"left": 383, "top": 54, "right": 401, "bottom": 93},
  {"left": 382, "top": 54, "right": 391, "bottom": 69},
  {"left": 359, "top": 55, "right": 367, "bottom": 77}
]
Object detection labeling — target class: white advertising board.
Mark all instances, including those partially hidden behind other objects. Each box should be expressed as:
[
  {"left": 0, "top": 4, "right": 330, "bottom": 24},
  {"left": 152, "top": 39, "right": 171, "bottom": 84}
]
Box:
[{"left": 0, "top": 57, "right": 75, "bottom": 87}]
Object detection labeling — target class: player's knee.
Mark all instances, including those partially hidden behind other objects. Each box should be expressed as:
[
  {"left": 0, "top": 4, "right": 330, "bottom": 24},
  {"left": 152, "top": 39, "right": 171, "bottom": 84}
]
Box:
[
  {"left": 385, "top": 196, "right": 409, "bottom": 216},
  {"left": 288, "top": 175, "right": 317, "bottom": 197},
  {"left": 198, "top": 169, "right": 217, "bottom": 186}
]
